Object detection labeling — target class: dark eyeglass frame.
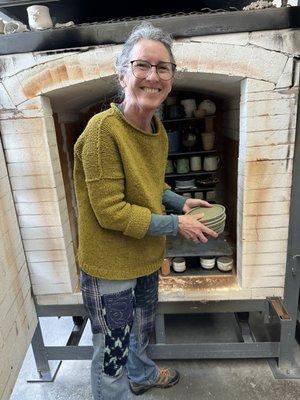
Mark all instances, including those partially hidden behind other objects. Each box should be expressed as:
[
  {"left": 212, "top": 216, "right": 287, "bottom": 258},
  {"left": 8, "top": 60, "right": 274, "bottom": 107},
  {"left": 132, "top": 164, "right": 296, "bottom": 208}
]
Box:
[{"left": 130, "top": 59, "right": 177, "bottom": 81}]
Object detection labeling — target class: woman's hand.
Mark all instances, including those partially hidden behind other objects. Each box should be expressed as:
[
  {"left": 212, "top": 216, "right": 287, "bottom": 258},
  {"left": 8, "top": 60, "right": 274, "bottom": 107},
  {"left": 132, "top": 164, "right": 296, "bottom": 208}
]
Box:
[
  {"left": 178, "top": 213, "right": 218, "bottom": 243},
  {"left": 182, "top": 198, "right": 213, "bottom": 214}
]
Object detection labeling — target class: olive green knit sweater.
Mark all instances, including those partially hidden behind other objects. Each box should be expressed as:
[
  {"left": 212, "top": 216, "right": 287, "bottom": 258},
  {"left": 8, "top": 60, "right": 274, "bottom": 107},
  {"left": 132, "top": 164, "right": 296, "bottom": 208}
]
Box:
[{"left": 73, "top": 103, "right": 168, "bottom": 279}]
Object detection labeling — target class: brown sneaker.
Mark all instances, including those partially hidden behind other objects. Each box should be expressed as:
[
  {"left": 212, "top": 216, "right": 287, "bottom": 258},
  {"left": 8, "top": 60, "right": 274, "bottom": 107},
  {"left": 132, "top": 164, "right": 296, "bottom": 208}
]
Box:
[{"left": 129, "top": 367, "right": 180, "bottom": 395}]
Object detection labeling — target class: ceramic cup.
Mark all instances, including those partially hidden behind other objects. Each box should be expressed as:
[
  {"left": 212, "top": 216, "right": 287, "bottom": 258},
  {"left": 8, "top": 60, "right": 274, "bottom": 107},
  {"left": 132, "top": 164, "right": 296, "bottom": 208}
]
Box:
[
  {"left": 182, "top": 192, "right": 192, "bottom": 198},
  {"left": 27, "top": 5, "right": 53, "bottom": 31},
  {"left": 4, "top": 20, "right": 28, "bottom": 34},
  {"left": 190, "top": 156, "right": 202, "bottom": 171},
  {"left": 200, "top": 257, "right": 216, "bottom": 270},
  {"left": 203, "top": 155, "right": 219, "bottom": 171},
  {"left": 167, "top": 130, "right": 181, "bottom": 153},
  {"left": 194, "top": 191, "right": 204, "bottom": 199},
  {"left": 201, "top": 132, "right": 215, "bottom": 151},
  {"left": 198, "top": 99, "right": 216, "bottom": 116},
  {"left": 181, "top": 99, "right": 196, "bottom": 118},
  {"left": 175, "top": 158, "right": 190, "bottom": 174},
  {"left": 172, "top": 257, "right": 186, "bottom": 272},
  {"left": 165, "top": 160, "right": 174, "bottom": 174},
  {"left": 217, "top": 257, "right": 233, "bottom": 272},
  {"left": 206, "top": 190, "right": 215, "bottom": 201},
  {"left": 161, "top": 258, "right": 171, "bottom": 276}
]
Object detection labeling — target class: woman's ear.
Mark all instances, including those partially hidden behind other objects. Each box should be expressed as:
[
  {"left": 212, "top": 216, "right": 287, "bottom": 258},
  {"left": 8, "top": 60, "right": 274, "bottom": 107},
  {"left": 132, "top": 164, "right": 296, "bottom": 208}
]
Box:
[{"left": 119, "top": 74, "right": 127, "bottom": 89}]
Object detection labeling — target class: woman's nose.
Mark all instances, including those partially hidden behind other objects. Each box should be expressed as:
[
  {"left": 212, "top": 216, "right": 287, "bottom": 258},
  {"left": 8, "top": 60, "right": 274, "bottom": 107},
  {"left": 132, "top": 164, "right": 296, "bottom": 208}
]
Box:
[{"left": 146, "top": 66, "right": 160, "bottom": 81}]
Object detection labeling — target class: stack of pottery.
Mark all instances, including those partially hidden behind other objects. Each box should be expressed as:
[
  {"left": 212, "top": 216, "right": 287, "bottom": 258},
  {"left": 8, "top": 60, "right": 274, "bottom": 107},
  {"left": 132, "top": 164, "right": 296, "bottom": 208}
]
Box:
[{"left": 187, "top": 204, "right": 226, "bottom": 234}]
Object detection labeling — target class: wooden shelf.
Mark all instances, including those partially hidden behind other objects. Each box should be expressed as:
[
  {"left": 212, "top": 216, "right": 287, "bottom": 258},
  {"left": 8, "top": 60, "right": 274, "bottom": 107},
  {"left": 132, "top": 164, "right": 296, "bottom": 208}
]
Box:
[
  {"left": 174, "top": 187, "right": 215, "bottom": 193},
  {"left": 162, "top": 115, "right": 216, "bottom": 123}
]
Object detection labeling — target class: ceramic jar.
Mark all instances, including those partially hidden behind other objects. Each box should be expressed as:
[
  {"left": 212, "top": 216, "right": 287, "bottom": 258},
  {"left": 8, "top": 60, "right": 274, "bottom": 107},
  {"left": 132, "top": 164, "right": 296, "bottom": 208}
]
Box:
[
  {"left": 172, "top": 257, "right": 186, "bottom": 272},
  {"left": 27, "top": 5, "right": 53, "bottom": 31},
  {"left": 194, "top": 191, "right": 204, "bottom": 199},
  {"left": 190, "top": 156, "right": 202, "bottom": 172},
  {"left": 200, "top": 257, "right": 216, "bottom": 270},
  {"left": 203, "top": 155, "right": 219, "bottom": 171},
  {"left": 167, "top": 130, "right": 181, "bottom": 153},
  {"left": 181, "top": 99, "right": 196, "bottom": 118},
  {"left": 201, "top": 132, "right": 215, "bottom": 151},
  {"left": 161, "top": 258, "right": 171, "bottom": 276},
  {"left": 217, "top": 257, "right": 233, "bottom": 272},
  {"left": 165, "top": 160, "right": 174, "bottom": 174},
  {"left": 198, "top": 99, "right": 216, "bottom": 116},
  {"left": 4, "top": 20, "right": 28, "bottom": 34},
  {"left": 175, "top": 158, "right": 190, "bottom": 174}
]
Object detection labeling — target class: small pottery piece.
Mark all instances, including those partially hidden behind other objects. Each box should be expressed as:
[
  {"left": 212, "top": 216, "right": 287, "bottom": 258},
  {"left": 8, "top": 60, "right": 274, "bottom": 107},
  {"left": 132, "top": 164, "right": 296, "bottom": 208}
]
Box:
[
  {"left": 167, "top": 130, "right": 181, "bottom": 153},
  {"left": 4, "top": 20, "right": 29, "bottom": 34},
  {"left": 200, "top": 257, "right": 216, "bottom": 270},
  {"left": 194, "top": 191, "right": 204, "bottom": 199},
  {"left": 175, "top": 158, "right": 190, "bottom": 174},
  {"left": 172, "top": 257, "right": 186, "bottom": 273},
  {"left": 161, "top": 258, "right": 171, "bottom": 276},
  {"left": 198, "top": 99, "right": 216, "bottom": 116},
  {"left": 203, "top": 155, "right": 220, "bottom": 171},
  {"left": 175, "top": 177, "right": 195, "bottom": 189},
  {"left": 165, "top": 96, "right": 177, "bottom": 106},
  {"left": 27, "top": 5, "right": 53, "bottom": 31},
  {"left": 190, "top": 156, "right": 202, "bottom": 172},
  {"left": 182, "top": 192, "right": 192, "bottom": 198},
  {"left": 201, "top": 132, "right": 215, "bottom": 151},
  {"left": 217, "top": 257, "right": 233, "bottom": 272},
  {"left": 55, "top": 21, "right": 75, "bottom": 28},
  {"left": 194, "top": 108, "right": 206, "bottom": 118},
  {"left": 165, "top": 160, "right": 174, "bottom": 174},
  {"left": 181, "top": 99, "right": 197, "bottom": 118}
]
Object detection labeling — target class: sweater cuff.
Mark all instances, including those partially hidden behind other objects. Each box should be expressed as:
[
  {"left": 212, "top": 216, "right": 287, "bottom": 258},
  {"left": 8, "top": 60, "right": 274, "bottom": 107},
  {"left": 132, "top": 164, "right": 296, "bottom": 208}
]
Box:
[{"left": 123, "top": 205, "right": 152, "bottom": 239}]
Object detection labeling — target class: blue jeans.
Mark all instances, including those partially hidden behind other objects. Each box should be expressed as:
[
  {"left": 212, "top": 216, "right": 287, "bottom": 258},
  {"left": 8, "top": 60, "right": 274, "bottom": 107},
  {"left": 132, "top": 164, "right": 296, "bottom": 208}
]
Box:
[{"left": 80, "top": 269, "right": 160, "bottom": 400}]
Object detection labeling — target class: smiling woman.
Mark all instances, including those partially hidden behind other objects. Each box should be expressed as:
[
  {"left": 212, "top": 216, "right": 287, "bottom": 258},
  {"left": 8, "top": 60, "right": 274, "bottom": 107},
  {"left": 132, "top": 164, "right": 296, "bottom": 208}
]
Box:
[{"left": 73, "top": 21, "right": 217, "bottom": 400}]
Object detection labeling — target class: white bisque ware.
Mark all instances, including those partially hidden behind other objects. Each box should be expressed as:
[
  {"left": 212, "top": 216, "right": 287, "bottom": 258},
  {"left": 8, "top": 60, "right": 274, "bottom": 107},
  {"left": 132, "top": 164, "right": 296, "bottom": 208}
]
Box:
[
  {"left": 27, "top": 5, "right": 53, "bottom": 30},
  {"left": 172, "top": 257, "right": 186, "bottom": 272}
]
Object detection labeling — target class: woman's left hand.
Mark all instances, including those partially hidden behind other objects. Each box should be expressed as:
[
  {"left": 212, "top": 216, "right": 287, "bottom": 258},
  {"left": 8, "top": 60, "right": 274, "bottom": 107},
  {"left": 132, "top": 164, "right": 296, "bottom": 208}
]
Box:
[{"left": 182, "top": 198, "right": 213, "bottom": 214}]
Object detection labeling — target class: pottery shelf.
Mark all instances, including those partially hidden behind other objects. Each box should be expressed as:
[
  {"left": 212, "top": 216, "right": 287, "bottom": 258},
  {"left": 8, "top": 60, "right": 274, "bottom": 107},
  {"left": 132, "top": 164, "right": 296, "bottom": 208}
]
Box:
[
  {"left": 165, "top": 170, "right": 218, "bottom": 178},
  {"left": 168, "top": 149, "right": 217, "bottom": 157},
  {"left": 165, "top": 234, "right": 233, "bottom": 258},
  {"left": 162, "top": 116, "right": 216, "bottom": 124}
]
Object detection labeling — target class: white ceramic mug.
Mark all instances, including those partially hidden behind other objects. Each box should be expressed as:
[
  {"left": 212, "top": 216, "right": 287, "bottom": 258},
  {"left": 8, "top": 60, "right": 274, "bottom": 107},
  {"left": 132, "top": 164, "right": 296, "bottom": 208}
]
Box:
[
  {"left": 194, "top": 191, "right": 204, "bottom": 199},
  {"left": 190, "top": 156, "right": 202, "bottom": 171},
  {"left": 27, "top": 5, "right": 53, "bottom": 30},
  {"left": 203, "top": 155, "right": 220, "bottom": 171},
  {"left": 180, "top": 99, "right": 196, "bottom": 118}
]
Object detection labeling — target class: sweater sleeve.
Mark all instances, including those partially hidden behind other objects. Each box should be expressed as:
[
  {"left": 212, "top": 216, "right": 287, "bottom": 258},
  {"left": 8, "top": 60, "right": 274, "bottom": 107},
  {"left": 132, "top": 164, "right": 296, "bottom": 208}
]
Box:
[{"left": 81, "top": 125, "right": 151, "bottom": 239}]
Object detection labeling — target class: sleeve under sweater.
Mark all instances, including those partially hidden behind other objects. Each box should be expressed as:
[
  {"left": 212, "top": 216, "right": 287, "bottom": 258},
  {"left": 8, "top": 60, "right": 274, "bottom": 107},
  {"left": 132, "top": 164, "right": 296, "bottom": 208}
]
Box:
[{"left": 147, "top": 189, "right": 186, "bottom": 236}]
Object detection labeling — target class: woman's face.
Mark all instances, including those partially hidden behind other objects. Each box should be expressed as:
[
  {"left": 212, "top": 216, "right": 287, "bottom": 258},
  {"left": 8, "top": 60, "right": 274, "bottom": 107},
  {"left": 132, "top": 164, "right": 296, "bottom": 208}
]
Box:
[{"left": 119, "top": 39, "right": 173, "bottom": 113}]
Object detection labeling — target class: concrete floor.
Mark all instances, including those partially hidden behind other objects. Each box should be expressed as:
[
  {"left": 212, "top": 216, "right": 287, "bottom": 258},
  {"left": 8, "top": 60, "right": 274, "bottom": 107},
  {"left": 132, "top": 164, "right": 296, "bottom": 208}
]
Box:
[{"left": 11, "top": 314, "right": 300, "bottom": 400}]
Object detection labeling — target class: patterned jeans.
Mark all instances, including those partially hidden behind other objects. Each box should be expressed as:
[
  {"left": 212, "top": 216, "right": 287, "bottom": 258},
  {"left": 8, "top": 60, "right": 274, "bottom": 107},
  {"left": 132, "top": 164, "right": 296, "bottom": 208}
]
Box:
[{"left": 80, "top": 269, "right": 160, "bottom": 400}]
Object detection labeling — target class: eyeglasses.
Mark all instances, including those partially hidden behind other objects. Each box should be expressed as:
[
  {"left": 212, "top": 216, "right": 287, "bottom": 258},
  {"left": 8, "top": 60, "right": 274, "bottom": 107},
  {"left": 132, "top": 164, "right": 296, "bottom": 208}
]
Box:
[{"left": 130, "top": 59, "right": 176, "bottom": 81}]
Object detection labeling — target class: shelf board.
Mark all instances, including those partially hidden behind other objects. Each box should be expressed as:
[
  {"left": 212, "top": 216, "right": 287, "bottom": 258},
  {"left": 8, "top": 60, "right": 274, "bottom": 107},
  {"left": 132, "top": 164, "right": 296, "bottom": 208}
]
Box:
[
  {"left": 165, "top": 234, "right": 233, "bottom": 258},
  {"left": 168, "top": 150, "right": 217, "bottom": 157},
  {"left": 162, "top": 116, "right": 216, "bottom": 123},
  {"left": 165, "top": 171, "right": 218, "bottom": 178}
]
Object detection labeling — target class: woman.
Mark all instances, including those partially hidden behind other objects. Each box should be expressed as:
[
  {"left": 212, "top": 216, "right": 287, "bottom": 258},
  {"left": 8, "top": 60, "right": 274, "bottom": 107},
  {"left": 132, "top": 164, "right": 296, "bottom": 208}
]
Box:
[{"left": 74, "top": 22, "right": 218, "bottom": 400}]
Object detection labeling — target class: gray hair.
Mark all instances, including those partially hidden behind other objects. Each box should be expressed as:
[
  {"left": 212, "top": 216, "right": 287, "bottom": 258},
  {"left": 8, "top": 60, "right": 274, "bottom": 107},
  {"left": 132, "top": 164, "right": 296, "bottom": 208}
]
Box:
[{"left": 115, "top": 22, "right": 175, "bottom": 76}]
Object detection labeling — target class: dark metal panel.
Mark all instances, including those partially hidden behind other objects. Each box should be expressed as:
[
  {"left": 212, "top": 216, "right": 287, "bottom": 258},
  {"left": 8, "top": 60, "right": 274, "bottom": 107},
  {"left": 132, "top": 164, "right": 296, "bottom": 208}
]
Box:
[
  {"left": 147, "top": 342, "right": 279, "bottom": 358},
  {"left": 0, "top": 7, "right": 299, "bottom": 55}
]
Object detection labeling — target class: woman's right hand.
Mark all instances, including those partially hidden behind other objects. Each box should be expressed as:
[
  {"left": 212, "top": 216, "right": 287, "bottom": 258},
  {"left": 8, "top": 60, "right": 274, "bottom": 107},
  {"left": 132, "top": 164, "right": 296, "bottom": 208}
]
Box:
[{"left": 178, "top": 213, "right": 218, "bottom": 244}]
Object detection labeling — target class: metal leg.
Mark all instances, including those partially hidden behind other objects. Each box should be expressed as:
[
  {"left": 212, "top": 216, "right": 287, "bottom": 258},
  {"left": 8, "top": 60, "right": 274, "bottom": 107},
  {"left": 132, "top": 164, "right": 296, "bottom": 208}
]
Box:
[
  {"left": 268, "top": 297, "right": 300, "bottom": 378},
  {"left": 155, "top": 313, "right": 166, "bottom": 344},
  {"left": 28, "top": 319, "right": 61, "bottom": 382}
]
